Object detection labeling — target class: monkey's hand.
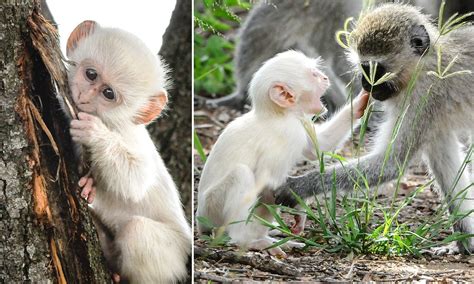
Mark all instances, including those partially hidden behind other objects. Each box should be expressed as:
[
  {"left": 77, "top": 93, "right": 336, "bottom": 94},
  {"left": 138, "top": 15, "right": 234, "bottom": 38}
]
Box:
[
  {"left": 290, "top": 214, "right": 306, "bottom": 235},
  {"left": 274, "top": 178, "right": 301, "bottom": 208},
  {"left": 78, "top": 174, "right": 96, "bottom": 204},
  {"left": 70, "top": 112, "right": 110, "bottom": 147},
  {"left": 353, "top": 91, "right": 370, "bottom": 119}
]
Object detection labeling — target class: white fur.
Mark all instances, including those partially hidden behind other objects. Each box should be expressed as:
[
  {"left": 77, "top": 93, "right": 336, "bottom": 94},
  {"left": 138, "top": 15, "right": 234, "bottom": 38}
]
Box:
[
  {"left": 197, "top": 50, "right": 362, "bottom": 254},
  {"left": 66, "top": 23, "right": 190, "bottom": 283}
]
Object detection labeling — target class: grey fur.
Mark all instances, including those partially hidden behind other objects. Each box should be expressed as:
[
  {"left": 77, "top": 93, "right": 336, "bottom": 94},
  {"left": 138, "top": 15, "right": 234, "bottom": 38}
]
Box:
[
  {"left": 231, "top": 0, "right": 362, "bottom": 112},
  {"left": 275, "top": 4, "right": 474, "bottom": 253},
  {"left": 216, "top": 0, "right": 442, "bottom": 112}
]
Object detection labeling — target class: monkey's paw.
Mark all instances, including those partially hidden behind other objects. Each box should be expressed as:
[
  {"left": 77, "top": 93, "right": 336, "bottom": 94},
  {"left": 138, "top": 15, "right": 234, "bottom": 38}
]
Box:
[
  {"left": 274, "top": 189, "right": 298, "bottom": 208},
  {"left": 248, "top": 237, "right": 305, "bottom": 258},
  {"left": 112, "top": 273, "right": 120, "bottom": 283},
  {"left": 290, "top": 214, "right": 305, "bottom": 235},
  {"left": 78, "top": 175, "right": 96, "bottom": 204},
  {"left": 422, "top": 242, "right": 463, "bottom": 256},
  {"left": 70, "top": 112, "right": 109, "bottom": 146}
]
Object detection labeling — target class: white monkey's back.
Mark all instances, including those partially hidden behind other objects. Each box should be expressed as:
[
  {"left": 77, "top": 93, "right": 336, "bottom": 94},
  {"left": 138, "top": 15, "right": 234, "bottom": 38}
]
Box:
[
  {"left": 91, "top": 126, "right": 189, "bottom": 235},
  {"left": 198, "top": 111, "right": 309, "bottom": 209}
]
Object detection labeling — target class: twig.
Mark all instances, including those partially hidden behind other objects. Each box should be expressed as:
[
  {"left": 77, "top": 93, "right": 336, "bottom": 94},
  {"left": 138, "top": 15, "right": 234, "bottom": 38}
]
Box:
[
  {"left": 194, "top": 247, "right": 302, "bottom": 277},
  {"left": 194, "top": 271, "right": 234, "bottom": 283}
]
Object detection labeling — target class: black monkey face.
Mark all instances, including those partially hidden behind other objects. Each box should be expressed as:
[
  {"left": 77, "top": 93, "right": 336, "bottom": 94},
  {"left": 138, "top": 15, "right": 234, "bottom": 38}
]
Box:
[
  {"left": 350, "top": 5, "right": 431, "bottom": 101},
  {"left": 360, "top": 62, "right": 398, "bottom": 101}
]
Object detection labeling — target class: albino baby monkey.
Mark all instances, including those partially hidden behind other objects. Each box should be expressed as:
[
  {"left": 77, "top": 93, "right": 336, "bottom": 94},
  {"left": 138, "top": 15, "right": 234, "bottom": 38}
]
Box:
[
  {"left": 197, "top": 50, "right": 369, "bottom": 257},
  {"left": 65, "top": 21, "right": 191, "bottom": 283}
]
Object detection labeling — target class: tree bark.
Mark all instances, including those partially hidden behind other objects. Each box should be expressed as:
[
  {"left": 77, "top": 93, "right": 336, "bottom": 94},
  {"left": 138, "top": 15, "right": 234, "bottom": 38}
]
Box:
[
  {"left": 152, "top": 0, "right": 193, "bottom": 218},
  {"left": 0, "top": 1, "right": 108, "bottom": 282}
]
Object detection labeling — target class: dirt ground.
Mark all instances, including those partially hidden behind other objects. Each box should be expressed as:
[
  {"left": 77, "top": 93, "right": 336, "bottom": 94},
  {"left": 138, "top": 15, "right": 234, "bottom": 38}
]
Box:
[{"left": 193, "top": 104, "right": 474, "bottom": 283}]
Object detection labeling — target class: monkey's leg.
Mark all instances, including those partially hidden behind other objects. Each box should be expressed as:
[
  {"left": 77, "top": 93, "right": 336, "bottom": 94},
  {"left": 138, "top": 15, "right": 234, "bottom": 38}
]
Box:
[
  {"left": 199, "top": 165, "right": 302, "bottom": 256},
  {"left": 196, "top": 164, "right": 257, "bottom": 235},
  {"left": 115, "top": 216, "right": 189, "bottom": 283},
  {"left": 426, "top": 133, "right": 474, "bottom": 254}
]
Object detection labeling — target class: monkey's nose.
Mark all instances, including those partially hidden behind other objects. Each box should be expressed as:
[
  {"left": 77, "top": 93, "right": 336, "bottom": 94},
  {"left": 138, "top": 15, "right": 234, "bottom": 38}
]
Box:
[
  {"left": 78, "top": 89, "right": 95, "bottom": 103},
  {"left": 361, "top": 62, "right": 386, "bottom": 82}
]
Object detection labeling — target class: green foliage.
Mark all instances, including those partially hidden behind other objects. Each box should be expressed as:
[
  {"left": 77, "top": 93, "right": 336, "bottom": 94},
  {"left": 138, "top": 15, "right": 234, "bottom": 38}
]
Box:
[
  {"left": 196, "top": 216, "right": 232, "bottom": 247},
  {"left": 194, "top": 131, "right": 207, "bottom": 162},
  {"left": 258, "top": 145, "right": 472, "bottom": 255},
  {"left": 194, "top": 0, "right": 251, "bottom": 98}
]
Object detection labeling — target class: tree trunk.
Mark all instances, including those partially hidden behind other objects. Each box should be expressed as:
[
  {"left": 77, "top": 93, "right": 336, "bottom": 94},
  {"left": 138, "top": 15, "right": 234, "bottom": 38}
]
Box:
[
  {"left": 0, "top": 1, "right": 108, "bottom": 282},
  {"left": 152, "top": 0, "right": 192, "bottom": 218}
]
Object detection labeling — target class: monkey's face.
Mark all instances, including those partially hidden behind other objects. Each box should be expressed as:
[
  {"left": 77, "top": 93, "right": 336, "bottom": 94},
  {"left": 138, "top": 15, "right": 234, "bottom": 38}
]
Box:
[
  {"left": 299, "top": 68, "right": 330, "bottom": 114},
  {"left": 348, "top": 4, "right": 431, "bottom": 101},
  {"left": 70, "top": 60, "right": 122, "bottom": 117}
]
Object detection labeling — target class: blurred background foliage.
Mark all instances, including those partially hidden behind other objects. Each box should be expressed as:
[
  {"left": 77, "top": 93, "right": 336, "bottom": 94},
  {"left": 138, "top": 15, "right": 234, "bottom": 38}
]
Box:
[{"left": 194, "top": 0, "right": 251, "bottom": 98}]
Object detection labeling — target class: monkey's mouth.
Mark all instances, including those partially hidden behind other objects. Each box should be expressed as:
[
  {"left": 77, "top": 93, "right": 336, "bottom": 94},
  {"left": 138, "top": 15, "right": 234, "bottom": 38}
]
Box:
[
  {"left": 359, "top": 62, "right": 403, "bottom": 101},
  {"left": 361, "top": 77, "right": 398, "bottom": 101}
]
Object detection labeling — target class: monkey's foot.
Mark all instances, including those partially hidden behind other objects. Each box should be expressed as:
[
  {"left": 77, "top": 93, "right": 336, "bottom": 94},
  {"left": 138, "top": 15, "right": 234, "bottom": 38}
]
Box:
[
  {"left": 281, "top": 240, "right": 305, "bottom": 250},
  {"left": 268, "top": 229, "right": 283, "bottom": 237},
  {"left": 248, "top": 238, "right": 287, "bottom": 258},
  {"left": 290, "top": 214, "right": 306, "bottom": 235},
  {"left": 112, "top": 273, "right": 120, "bottom": 283},
  {"left": 424, "top": 243, "right": 461, "bottom": 256},
  {"left": 248, "top": 237, "right": 305, "bottom": 258},
  {"left": 78, "top": 175, "right": 96, "bottom": 204}
]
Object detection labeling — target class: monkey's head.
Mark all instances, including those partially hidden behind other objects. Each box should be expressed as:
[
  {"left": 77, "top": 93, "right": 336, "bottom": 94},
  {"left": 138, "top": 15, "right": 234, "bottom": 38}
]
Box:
[
  {"left": 348, "top": 4, "right": 435, "bottom": 101},
  {"left": 66, "top": 21, "right": 169, "bottom": 129},
  {"left": 249, "top": 50, "right": 330, "bottom": 116}
]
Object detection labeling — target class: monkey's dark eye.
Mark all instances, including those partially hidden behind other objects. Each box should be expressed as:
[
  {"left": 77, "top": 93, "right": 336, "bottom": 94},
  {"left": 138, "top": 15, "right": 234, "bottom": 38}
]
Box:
[
  {"left": 411, "top": 38, "right": 423, "bottom": 47},
  {"left": 410, "top": 25, "right": 430, "bottom": 56},
  {"left": 102, "top": 87, "right": 115, "bottom": 100},
  {"left": 85, "top": 68, "right": 98, "bottom": 81}
]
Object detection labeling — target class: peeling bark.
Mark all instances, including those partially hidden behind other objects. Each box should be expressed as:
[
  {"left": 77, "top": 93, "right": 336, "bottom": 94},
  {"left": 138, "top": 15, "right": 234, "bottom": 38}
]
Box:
[{"left": 0, "top": 1, "right": 108, "bottom": 282}]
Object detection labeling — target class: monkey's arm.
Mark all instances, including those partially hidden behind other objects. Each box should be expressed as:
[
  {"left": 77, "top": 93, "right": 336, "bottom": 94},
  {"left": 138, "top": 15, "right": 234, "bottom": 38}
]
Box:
[
  {"left": 70, "top": 112, "right": 155, "bottom": 202},
  {"left": 277, "top": 110, "right": 424, "bottom": 207},
  {"left": 316, "top": 104, "right": 360, "bottom": 152},
  {"left": 277, "top": 151, "right": 401, "bottom": 207},
  {"left": 304, "top": 92, "right": 369, "bottom": 157}
]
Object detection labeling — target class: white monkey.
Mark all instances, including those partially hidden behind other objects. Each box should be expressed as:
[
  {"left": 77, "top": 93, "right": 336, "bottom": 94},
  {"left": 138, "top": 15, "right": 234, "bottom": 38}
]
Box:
[
  {"left": 196, "top": 50, "right": 369, "bottom": 257},
  {"left": 65, "top": 21, "right": 191, "bottom": 283}
]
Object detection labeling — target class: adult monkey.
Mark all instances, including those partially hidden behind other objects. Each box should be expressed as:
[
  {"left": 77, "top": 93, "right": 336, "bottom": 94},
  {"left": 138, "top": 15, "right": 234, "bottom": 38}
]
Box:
[
  {"left": 275, "top": 3, "right": 474, "bottom": 254},
  {"left": 210, "top": 0, "right": 440, "bottom": 112}
]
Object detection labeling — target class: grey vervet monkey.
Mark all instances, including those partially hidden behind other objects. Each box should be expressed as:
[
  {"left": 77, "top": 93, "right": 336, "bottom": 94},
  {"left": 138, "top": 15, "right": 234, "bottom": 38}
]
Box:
[
  {"left": 275, "top": 3, "right": 474, "bottom": 254},
  {"left": 212, "top": 0, "right": 440, "bottom": 112}
]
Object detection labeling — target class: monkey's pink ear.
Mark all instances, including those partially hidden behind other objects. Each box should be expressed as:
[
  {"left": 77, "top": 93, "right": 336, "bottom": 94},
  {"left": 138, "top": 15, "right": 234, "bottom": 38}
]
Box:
[
  {"left": 66, "top": 20, "right": 97, "bottom": 57},
  {"left": 134, "top": 91, "right": 168, "bottom": 125},
  {"left": 269, "top": 84, "right": 296, "bottom": 108}
]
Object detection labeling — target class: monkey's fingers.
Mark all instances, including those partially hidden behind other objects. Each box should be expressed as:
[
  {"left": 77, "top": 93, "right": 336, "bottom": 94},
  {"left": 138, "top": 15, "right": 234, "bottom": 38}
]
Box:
[
  {"left": 355, "top": 91, "right": 370, "bottom": 119},
  {"left": 70, "top": 119, "right": 93, "bottom": 130},
  {"left": 77, "top": 111, "right": 97, "bottom": 121},
  {"left": 80, "top": 177, "right": 94, "bottom": 202},
  {"left": 268, "top": 247, "right": 287, "bottom": 259},
  {"left": 78, "top": 176, "right": 89, "bottom": 187},
  {"left": 112, "top": 273, "right": 120, "bottom": 283},
  {"left": 87, "top": 187, "right": 96, "bottom": 204},
  {"left": 290, "top": 215, "right": 305, "bottom": 235}
]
